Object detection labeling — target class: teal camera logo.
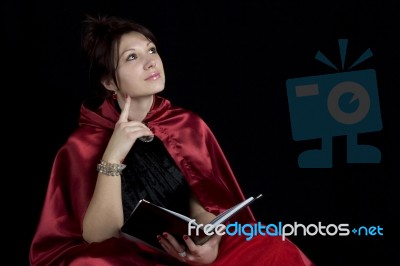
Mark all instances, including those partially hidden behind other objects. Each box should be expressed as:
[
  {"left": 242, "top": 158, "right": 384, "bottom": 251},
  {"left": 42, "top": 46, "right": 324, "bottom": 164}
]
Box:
[{"left": 286, "top": 39, "right": 382, "bottom": 168}]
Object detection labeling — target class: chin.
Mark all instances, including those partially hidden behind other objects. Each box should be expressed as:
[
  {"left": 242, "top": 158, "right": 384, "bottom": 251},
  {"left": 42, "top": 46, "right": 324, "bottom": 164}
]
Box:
[{"left": 153, "top": 84, "right": 165, "bottom": 94}]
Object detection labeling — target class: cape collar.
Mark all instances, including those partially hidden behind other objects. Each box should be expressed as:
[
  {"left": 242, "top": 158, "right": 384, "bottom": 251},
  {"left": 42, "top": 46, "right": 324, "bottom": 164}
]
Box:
[{"left": 79, "top": 95, "right": 170, "bottom": 130}]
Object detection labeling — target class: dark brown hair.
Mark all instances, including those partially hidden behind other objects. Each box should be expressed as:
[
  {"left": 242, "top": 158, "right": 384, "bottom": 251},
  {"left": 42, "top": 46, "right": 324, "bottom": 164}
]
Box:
[{"left": 81, "top": 14, "right": 157, "bottom": 96}]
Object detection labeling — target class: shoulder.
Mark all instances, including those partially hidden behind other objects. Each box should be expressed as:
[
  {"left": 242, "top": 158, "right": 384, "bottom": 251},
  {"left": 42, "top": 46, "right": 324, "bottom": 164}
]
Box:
[
  {"left": 169, "top": 102, "right": 211, "bottom": 130},
  {"left": 55, "top": 124, "right": 109, "bottom": 160},
  {"left": 153, "top": 95, "right": 206, "bottom": 125},
  {"left": 163, "top": 100, "right": 218, "bottom": 143}
]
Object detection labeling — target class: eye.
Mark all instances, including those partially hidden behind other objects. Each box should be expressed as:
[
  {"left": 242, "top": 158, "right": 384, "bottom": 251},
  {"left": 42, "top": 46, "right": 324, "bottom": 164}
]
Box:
[
  {"left": 127, "top": 53, "right": 137, "bottom": 61},
  {"left": 149, "top": 47, "right": 157, "bottom": 54}
]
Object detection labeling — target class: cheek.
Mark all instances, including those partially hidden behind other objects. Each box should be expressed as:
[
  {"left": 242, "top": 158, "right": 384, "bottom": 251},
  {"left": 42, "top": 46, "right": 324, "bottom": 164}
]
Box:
[
  {"left": 158, "top": 59, "right": 165, "bottom": 71},
  {"left": 118, "top": 68, "right": 139, "bottom": 86}
]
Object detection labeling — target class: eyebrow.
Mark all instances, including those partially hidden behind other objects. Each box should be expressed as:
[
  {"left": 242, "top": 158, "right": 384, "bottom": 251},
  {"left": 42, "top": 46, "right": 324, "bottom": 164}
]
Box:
[{"left": 119, "top": 41, "right": 153, "bottom": 59}]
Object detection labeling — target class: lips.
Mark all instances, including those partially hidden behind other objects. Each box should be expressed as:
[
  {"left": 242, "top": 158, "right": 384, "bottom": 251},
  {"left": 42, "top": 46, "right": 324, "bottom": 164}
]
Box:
[{"left": 145, "top": 72, "right": 160, "bottom": 80}]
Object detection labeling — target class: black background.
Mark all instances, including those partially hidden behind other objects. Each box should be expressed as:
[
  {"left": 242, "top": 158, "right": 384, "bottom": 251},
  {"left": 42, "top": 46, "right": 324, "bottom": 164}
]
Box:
[{"left": 5, "top": 0, "right": 399, "bottom": 265}]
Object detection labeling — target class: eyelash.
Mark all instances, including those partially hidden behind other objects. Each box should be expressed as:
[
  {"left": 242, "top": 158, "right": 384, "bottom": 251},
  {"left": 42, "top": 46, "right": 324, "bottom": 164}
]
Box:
[{"left": 127, "top": 47, "right": 157, "bottom": 61}]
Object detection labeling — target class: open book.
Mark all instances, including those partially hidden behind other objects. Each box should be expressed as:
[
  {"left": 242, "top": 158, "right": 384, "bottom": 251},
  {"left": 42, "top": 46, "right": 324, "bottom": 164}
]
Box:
[{"left": 120, "top": 194, "right": 263, "bottom": 252}]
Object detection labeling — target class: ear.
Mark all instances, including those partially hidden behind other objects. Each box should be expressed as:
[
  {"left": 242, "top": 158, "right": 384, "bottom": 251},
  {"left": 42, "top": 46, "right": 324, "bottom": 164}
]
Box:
[{"left": 101, "top": 77, "right": 118, "bottom": 92}]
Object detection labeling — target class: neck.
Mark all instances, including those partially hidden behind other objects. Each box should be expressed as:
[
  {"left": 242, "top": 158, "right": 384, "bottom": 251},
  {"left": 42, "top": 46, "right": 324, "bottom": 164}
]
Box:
[{"left": 118, "top": 95, "right": 154, "bottom": 122}]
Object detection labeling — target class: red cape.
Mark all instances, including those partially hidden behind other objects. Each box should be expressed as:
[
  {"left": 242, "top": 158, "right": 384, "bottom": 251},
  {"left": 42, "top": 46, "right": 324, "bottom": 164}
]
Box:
[{"left": 30, "top": 95, "right": 314, "bottom": 265}]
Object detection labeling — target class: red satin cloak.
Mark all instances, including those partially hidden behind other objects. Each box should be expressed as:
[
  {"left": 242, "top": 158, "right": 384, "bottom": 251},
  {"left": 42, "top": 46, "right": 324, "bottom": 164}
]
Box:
[{"left": 30, "top": 95, "right": 314, "bottom": 265}]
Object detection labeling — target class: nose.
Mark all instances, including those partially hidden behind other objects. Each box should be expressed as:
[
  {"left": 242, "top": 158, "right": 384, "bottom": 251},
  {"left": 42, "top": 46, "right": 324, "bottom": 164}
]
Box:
[{"left": 144, "top": 57, "right": 156, "bottom": 70}]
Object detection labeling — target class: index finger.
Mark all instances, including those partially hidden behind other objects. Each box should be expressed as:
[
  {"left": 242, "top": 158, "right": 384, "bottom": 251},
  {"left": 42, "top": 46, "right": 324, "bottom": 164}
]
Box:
[{"left": 118, "top": 95, "right": 130, "bottom": 122}]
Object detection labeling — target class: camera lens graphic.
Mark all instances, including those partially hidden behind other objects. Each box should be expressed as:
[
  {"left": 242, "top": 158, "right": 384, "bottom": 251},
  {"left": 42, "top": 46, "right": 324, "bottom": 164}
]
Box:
[{"left": 327, "top": 81, "right": 370, "bottom": 125}]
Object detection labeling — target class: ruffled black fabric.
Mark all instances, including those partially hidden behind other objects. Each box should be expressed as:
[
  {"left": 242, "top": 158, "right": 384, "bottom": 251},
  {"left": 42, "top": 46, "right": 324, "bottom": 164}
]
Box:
[
  {"left": 112, "top": 100, "right": 190, "bottom": 220},
  {"left": 121, "top": 136, "right": 191, "bottom": 222}
]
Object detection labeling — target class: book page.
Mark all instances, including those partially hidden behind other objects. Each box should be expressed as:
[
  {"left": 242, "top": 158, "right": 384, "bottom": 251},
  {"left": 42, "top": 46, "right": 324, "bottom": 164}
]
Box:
[
  {"left": 156, "top": 204, "right": 197, "bottom": 224},
  {"left": 205, "top": 194, "right": 263, "bottom": 234}
]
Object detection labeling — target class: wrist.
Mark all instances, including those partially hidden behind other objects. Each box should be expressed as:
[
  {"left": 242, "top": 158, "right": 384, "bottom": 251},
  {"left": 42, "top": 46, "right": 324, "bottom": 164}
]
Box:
[
  {"left": 97, "top": 160, "right": 126, "bottom": 176},
  {"left": 101, "top": 153, "right": 123, "bottom": 164}
]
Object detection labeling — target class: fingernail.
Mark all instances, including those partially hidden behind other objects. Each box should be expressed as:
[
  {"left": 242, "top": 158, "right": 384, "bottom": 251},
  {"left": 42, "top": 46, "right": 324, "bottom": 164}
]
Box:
[
  {"left": 157, "top": 235, "right": 162, "bottom": 240},
  {"left": 163, "top": 233, "right": 168, "bottom": 238},
  {"left": 183, "top": 235, "right": 188, "bottom": 240}
]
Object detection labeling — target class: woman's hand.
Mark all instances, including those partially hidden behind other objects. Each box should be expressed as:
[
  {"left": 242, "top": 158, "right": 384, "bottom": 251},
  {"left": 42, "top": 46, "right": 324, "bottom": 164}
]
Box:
[
  {"left": 158, "top": 232, "right": 222, "bottom": 265},
  {"left": 102, "top": 96, "right": 154, "bottom": 163}
]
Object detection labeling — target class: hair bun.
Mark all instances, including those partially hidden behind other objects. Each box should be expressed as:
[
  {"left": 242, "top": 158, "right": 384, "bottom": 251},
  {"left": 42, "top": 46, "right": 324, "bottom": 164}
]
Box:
[
  {"left": 89, "top": 15, "right": 112, "bottom": 36},
  {"left": 81, "top": 14, "right": 113, "bottom": 58}
]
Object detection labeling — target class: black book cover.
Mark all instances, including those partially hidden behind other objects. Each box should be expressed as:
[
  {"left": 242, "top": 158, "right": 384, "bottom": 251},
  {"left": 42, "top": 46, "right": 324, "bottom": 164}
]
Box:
[{"left": 120, "top": 195, "right": 263, "bottom": 251}]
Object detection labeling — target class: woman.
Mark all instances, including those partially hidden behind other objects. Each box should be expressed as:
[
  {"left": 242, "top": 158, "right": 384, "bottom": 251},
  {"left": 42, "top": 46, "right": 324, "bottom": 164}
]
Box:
[{"left": 30, "top": 14, "right": 314, "bottom": 265}]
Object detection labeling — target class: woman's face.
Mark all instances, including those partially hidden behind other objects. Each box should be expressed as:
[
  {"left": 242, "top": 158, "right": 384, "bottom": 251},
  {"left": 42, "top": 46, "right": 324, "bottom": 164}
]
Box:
[{"left": 114, "top": 31, "right": 165, "bottom": 97}]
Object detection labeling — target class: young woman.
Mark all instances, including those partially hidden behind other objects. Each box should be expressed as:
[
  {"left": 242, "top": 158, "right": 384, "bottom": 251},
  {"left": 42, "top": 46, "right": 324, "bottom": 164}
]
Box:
[{"left": 30, "top": 14, "right": 314, "bottom": 266}]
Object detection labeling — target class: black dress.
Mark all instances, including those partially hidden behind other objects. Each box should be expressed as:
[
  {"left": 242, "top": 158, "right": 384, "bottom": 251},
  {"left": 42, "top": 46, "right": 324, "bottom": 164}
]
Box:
[{"left": 121, "top": 136, "right": 191, "bottom": 222}]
